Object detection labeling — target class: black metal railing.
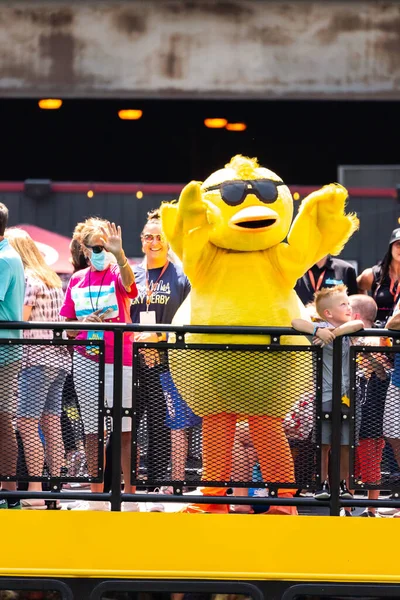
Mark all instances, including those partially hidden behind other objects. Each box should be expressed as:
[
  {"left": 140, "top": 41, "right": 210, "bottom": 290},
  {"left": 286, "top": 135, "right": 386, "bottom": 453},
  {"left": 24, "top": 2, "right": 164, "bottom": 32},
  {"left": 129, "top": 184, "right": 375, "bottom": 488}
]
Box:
[{"left": 0, "top": 321, "right": 400, "bottom": 515}]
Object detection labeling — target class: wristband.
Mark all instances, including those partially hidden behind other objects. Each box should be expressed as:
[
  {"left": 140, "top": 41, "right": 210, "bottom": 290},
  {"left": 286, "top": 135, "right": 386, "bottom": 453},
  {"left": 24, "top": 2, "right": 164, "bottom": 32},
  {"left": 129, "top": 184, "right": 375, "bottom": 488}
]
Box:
[
  {"left": 312, "top": 324, "right": 320, "bottom": 336},
  {"left": 118, "top": 258, "right": 128, "bottom": 269}
]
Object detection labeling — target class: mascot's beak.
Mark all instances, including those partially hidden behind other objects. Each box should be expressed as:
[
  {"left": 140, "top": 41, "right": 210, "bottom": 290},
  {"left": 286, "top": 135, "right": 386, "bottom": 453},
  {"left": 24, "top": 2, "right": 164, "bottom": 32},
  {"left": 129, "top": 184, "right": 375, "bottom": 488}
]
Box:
[{"left": 229, "top": 206, "right": 279, "bottom": 231}]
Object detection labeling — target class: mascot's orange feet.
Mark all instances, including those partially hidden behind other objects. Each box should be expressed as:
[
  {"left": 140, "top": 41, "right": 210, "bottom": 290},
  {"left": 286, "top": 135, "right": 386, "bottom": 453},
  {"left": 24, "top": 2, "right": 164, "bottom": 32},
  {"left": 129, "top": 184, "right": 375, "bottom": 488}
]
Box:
[
  {"left": 180, "top": 502, "right": 230, "bottom": 514},
  {"left": 267, "top": 492, "right": 298, "bottom": 516},
  {"left": 180, "top": 486, "right": 230, "bottom": 513}
]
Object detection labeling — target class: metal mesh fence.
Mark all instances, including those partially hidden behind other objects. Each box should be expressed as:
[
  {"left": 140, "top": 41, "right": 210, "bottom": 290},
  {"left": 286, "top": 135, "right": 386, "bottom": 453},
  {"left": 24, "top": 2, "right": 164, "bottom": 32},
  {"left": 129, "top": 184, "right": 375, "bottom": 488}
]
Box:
[
  {"left": 350, "top": 342, "right": 400, "bottom": 493},
  {"left": 0, "top": 340, "right": 105, "bottom": 483},
  {"left": 132, "top": 343, "right": 321, "bottom": 490}
]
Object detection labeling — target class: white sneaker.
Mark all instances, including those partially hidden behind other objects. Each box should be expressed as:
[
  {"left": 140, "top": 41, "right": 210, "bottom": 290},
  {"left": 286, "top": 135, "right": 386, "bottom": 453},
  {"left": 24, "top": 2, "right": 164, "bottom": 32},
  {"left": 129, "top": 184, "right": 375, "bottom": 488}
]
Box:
[
  {"left": 122, "top": 502, "right": 140, "bottom": 512},
  {"left": 146, "top": 501, "right": 165, "bottom": 512},
  {"left": 377, "top": 506, "right": 399, "bottom": 516},
  {"left": 145, "top": 485, "right": 174, "bottom": 512},
  {"left": 67, "top": 500, "right": 110, "bottom": 511}
]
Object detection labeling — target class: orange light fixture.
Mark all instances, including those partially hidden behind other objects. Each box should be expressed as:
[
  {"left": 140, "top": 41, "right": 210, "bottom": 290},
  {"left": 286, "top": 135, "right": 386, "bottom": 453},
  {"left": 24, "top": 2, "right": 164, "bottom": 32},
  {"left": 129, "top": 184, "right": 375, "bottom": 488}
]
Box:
[
  {"left": 226, "top": 122, "right": 247, "bottom": 132},
  {"left": 293, "top": 192, "right": 301, "bottom": 201},
  {"left": 136, "top": 191, "right": 143, "bottom": 199},
  {"left": 118, "top": 109, "right": 143, "bottom": 120},
  {"left": 204, "top": 118, "right": 227, "bottom": 129},
  {"left": 87, "top": 190, "right": 94, "bottom": 199},
  {"left": 38, "top": 98, "right": 63, "bottom": 110}
]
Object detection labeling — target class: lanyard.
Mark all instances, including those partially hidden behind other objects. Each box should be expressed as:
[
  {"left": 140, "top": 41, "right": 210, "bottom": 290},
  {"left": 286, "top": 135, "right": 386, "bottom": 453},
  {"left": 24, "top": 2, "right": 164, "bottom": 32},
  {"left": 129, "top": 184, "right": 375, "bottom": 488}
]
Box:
[
  {"left": 145, "top": 261, "right": 169, "bottom": 309},
  {"left": 88, "top": 269, "right": 108, "bottom": 312},
  {"left": 308, "top": 269, "right": 326, "bottom": 292},
  {"left": 389, "top": 277, "right": 400, "bottom": 305}
]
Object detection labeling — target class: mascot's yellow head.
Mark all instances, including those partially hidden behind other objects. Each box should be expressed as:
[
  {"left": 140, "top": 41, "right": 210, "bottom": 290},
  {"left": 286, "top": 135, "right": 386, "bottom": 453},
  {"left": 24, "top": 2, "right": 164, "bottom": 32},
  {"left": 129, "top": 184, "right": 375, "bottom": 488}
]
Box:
[{"left": 201, "top": 154, "right": 293, "bottom": 251}]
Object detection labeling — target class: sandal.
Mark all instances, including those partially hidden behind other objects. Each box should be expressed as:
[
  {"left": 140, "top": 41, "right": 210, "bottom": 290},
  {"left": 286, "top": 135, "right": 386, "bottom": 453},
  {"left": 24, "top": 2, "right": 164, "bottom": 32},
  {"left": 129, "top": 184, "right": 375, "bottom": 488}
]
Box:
[
  {"left": 22, "top": 499, "right": 62, "bottom": 510},
  {"left": 45, "top": 499, "right": 62, "bottom": 510},
  {"left": 21, "top": 499, "right": 48, "bottom": 510},
  {"left": 229, "top": 504, "right": 254, "bottom": 514}
]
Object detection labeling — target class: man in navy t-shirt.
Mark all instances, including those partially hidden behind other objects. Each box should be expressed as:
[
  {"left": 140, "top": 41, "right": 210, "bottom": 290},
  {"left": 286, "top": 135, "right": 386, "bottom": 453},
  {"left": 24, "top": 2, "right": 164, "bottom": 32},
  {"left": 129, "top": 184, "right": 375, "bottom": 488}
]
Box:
[{"left": 295, "top": 254, "right": 358, "bottom": 306}]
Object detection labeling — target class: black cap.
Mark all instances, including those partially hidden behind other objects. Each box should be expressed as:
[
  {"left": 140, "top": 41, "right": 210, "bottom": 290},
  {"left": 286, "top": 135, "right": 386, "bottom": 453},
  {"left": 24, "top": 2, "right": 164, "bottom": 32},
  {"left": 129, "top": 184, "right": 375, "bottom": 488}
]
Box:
[{"left": 389, "top": 228, "right": 400, "bottom": 245}]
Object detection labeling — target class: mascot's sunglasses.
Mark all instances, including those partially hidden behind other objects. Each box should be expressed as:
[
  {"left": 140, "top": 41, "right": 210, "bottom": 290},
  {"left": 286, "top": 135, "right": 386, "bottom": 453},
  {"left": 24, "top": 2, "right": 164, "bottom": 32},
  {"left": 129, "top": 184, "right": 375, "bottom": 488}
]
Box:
[
  {"left": 203, "top": 179, "right": 286, "bottom": 206},
  {"left": 85, "top": 244, "right": 105, "bottom": 254}
]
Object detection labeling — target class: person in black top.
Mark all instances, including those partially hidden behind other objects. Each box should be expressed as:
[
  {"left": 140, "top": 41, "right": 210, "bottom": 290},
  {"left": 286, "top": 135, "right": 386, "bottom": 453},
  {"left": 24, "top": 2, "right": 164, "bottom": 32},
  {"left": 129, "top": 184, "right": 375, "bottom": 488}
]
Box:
[
  {"left": 350, "top": 294, "right": 390, "bottom": 517},
  {"left": 130, "top": 209, "right": 194, "bottom": 512},
  {"left": 295, "top": 254, "right": 358, "bottom": 306},
  {"left": 357, "top": 227, "right": 400, "bottom": 325}
]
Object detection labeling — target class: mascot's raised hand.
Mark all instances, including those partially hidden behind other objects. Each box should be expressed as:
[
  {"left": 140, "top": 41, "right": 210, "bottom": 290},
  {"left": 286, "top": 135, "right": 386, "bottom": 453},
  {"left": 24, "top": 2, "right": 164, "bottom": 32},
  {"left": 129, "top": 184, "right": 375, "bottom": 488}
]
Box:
[
  {"left": 281, "top": 183, "right": 359, "bottom": 288},
  {"left": 161, "top": 181, "right": 220, "bottom": 279}
]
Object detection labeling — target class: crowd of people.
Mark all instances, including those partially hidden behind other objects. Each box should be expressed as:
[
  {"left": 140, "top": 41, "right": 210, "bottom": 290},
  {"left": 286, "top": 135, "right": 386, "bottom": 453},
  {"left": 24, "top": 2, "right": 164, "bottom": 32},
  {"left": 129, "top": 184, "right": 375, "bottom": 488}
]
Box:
[{"left": 1, "top": 198, "right": 400, "bottom": 515}]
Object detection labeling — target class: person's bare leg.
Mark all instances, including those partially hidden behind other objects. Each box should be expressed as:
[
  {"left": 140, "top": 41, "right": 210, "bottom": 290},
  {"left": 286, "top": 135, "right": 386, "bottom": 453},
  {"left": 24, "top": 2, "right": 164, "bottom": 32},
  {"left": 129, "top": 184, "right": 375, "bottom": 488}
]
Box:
[
  {"left": 121, "top": 431, "right": 136, "bottom": 494},
  {"left": 17, "top": 417, "right": 50, "bottom": 508},
  {"left": 17, "top": 417, "right": 44, "bottom": 477},
  {"left": 171, "top": 429, "right": 188, "bottom": 481},
  {"left": 340, "top": 445, "right": 352, "bottom": 514},
  {"left": 321, "top": 445, "right": 330, "bottom": 483},
  {"left": 340, "top": 446, "right": 350, "bottom": 482},
  {"left": 85, "top": 433, "right": 104, "bottom": 495},
  {"left": 367, "top": 489, "right": 379, "bottom": 514},
  {"left": 0, "top": 413, "right": 18, "bottom": 477},
  {"left": 40, "top": 414, "right": 64, "bottom": 477},
  {"left": 1, "top": 481, "right": 16, "bottom": 491}
]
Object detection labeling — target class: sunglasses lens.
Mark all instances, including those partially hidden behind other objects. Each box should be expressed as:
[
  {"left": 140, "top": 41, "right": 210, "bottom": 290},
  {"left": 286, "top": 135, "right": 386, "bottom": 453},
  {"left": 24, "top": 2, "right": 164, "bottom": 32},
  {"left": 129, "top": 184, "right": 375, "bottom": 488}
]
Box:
[
  {"left": 143, "top": 234, "right": 164, "bottom": 242},
  {"left": 221, "top": 182, "right": 246, "bottom": 206},
  {"left": 254, "top": 180, "right": 279, "bottom": 203},
  {"left": 92, "top": 246, "right": 104, "bottom": 254}
]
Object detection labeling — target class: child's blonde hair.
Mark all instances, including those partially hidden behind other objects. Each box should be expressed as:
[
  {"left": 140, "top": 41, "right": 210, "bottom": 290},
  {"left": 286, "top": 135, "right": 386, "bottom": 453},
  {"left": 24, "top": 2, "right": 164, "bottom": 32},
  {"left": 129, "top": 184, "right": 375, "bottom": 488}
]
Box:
[
  {"left": 315, "top": 284, "right": 348, "bottom": 319},
  {"left": 5, "top": 227, "right": 62, "bottom": 288}
]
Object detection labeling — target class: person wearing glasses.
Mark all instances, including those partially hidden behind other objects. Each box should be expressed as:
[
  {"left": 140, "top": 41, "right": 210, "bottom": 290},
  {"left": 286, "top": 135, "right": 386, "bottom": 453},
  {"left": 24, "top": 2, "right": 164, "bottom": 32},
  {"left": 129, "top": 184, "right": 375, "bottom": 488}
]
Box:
[
  {"left": 130, "top": 209, "right": 195, "bottom": 512},
  {"left": 60, "top": 218, "right": 138, "bottom": 511}
]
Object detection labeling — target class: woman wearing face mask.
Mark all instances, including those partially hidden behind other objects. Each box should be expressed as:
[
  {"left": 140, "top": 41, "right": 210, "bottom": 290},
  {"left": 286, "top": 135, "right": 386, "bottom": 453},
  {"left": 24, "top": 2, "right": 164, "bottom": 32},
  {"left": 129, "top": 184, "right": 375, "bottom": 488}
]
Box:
[
  {"left": 131, "top": 209, "right": 198, "bottom": 512},
  {"left": 60, "top": 218, "right": 138, "bottom": 511}
]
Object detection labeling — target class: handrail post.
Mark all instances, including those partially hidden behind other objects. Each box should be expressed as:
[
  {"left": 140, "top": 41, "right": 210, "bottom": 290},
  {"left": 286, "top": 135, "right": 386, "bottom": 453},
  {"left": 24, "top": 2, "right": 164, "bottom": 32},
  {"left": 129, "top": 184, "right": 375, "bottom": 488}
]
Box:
[
  {"left": 329, "top": 336, "right": 343, "bottom": 516},
  {"left": 111, "top": 329, "right": 123, "bottom": 511}
]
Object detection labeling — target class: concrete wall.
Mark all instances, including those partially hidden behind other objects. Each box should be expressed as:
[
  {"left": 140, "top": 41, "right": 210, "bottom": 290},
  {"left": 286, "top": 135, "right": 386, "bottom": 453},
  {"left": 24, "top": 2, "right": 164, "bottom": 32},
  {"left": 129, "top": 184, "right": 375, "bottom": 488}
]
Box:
[{"left": 0, "top": 1, "right": 399, "bottom": 99}]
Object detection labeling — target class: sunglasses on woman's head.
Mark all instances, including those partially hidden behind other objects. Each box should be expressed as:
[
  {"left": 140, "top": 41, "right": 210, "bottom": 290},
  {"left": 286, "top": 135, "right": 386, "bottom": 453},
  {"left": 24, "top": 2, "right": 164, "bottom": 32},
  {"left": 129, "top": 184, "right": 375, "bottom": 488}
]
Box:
[
  {"left": 203, "top": 179, "right": 286, "bottom": 206},
  {"left": 85, "top": 244, "right": 104, "bottom": 254},
  {"left": 141, "top": 234, "right": 165, "bottom": 243}
]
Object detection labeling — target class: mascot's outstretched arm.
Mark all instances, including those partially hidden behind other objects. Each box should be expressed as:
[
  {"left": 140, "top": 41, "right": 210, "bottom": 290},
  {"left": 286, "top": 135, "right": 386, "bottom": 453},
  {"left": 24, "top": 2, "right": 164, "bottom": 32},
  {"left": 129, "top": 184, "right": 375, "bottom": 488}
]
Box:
[
  {"left": 276, "top": 183, "right": 359, "bottom": 287},
  {"left": 161, "top": 181, "right": 218, "bottom": 280}
]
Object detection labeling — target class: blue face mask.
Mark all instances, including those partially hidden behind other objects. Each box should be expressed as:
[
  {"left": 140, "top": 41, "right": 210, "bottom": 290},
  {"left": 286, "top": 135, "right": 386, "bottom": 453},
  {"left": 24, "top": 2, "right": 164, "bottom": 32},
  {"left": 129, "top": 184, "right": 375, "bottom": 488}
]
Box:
[{"left": 90, "top": 249, "right": 113, "bottom": 271}]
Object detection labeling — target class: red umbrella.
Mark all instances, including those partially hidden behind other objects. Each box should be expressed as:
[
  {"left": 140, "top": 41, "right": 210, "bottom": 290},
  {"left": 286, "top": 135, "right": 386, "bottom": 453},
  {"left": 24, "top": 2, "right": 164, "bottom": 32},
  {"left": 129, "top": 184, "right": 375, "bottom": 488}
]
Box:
[{"left": 15, "top": 224, "right": 73, "bottom": 274}]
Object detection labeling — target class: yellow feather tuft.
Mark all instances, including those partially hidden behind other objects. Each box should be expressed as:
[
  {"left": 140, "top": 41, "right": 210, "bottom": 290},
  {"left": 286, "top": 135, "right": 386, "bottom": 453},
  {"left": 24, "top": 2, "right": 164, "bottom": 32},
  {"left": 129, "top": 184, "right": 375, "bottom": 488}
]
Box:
[{"left": 224, "top": 154, "right": 260, "bottom": 179}]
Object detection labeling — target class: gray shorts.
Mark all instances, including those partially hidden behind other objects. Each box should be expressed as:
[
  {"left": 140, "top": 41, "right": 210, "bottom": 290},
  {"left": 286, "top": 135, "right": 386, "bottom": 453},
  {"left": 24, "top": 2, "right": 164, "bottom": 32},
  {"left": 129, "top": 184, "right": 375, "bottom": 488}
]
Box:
[
  {"left": 17, "top": 365, "right": 67, "bottom": 418},
  {"left": 321, "top": 418, "right": 350, "bottom": 446},
  {"left": 321, "top": 399, "right": 350, "bottom": 445}
]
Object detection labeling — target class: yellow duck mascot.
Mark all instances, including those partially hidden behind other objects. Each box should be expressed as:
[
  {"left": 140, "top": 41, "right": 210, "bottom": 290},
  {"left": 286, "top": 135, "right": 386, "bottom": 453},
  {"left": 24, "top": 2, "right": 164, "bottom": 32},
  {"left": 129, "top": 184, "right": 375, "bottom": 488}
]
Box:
[{"left": 161, "top": 155, "right": 358, "bottom": 514}]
